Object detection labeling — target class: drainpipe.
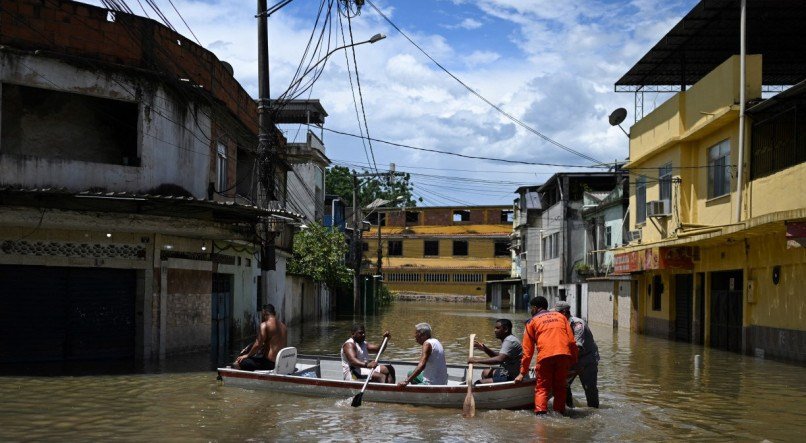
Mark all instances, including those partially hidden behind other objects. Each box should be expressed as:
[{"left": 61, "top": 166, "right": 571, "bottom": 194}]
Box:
[{"left": 735, "top": 0, "right": 746, "bottom": 224}]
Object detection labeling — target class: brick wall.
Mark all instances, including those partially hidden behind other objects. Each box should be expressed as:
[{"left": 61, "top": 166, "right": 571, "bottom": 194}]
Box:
[
  {"left": 165, "top": 268, "right": 212, "bottom": 354},
  {"left": 1, "top": 0, "right": 259, "bottom": 135}
]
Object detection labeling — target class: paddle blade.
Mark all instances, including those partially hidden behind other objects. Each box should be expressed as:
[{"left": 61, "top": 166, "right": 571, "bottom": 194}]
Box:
[
  {"left": 351, "top": 392, "right": 364, "bottom": 407},
  {"left": 462, "top": 391, "right": 476, "bottom": 418}
]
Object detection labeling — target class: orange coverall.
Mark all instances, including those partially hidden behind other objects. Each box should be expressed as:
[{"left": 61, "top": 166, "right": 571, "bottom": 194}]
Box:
[{"left": 520, "top": 309, "right": 578, "bottom": 414}]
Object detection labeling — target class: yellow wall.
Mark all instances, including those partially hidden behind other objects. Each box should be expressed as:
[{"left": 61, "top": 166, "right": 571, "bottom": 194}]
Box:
[
  {"left": 630, "top": 94, "right": 683, "bottom": 164},
  {"left": 743, "top": 232, "right": 806, "bottom": 331},
  {"left": 627, "top": 55, "right": 763, "bottom": 240},
  {"left": 693, "top": 127, "right": 738, "bottom": 226},
  {"left": 747, "top": 162, "right": 806, "bottom": 219}
]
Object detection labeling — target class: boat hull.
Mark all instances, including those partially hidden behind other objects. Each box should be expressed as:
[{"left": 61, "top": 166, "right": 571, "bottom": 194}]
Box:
[{"left": 218, "top": 357, "right": 535, "bottom": 410}]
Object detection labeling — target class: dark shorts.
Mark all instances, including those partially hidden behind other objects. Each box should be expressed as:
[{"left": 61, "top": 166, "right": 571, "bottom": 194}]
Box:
[
  {"left": 490, "top": 368, "right": 514, "bottom": 383},
  {"left": 239, "top": 356, "right": 275, "bottom": 371}
]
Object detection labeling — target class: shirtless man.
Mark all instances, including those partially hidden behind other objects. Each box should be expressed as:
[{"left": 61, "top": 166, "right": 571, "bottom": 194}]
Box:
[{"left": 233, "top": 304, "right": 287, "bottom": 371}]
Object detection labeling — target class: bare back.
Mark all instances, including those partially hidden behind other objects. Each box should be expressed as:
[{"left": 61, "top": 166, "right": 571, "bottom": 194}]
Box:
[{"left": 260, "top": 316, "right": 288, "bottom": 362}]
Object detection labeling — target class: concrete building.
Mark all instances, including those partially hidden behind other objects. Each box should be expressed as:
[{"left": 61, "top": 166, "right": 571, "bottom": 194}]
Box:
[
  {"left": 613, "top": 0, "right": 806, "bottom": 362},
  {"left": 528, "top": 173, "right": 621, "bottom": 318},
  {"left": 0, "top": 0, "right": 304, "bottom": 369},
  {"left": 369, "top": 206, "right": 512, "bottom": 298}
]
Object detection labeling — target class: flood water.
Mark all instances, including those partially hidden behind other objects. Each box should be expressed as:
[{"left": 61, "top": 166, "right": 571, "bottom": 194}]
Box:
[{"left": 1, "top": 301, "right": 805, "bottom": 441}]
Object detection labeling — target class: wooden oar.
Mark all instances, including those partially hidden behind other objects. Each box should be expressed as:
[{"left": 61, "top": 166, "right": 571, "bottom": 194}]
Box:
[
  {"left": 462, "top": 333, "right": 476, "bottom": 418},
  {"left": 351, "top": 336, "right": 389, "bottom": 407}
]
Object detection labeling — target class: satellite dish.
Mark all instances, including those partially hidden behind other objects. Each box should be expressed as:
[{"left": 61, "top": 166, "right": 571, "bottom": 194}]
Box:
[{"left": 609, "top": 108, "right": 627, "bottom": 126}]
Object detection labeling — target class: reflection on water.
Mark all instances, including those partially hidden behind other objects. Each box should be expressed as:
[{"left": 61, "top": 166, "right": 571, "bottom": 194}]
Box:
[{"left": 1, "top": 301, "right": 805, "bottom": 441}]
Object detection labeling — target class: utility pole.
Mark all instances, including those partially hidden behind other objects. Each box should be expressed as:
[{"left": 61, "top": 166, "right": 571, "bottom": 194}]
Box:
[
  {"left": 352, "top": 173, "right": 361, "bottom": 313},
  {"left": 257, "top": 0, "right": 276, "bottom": 286}
]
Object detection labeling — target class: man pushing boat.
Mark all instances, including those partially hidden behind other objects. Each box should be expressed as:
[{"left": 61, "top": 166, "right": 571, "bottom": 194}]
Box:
[{"left": 341, "top": 324, "right": 395, "bottom": 383}]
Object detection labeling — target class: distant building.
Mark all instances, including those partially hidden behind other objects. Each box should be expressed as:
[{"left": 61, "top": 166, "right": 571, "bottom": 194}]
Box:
[
  {"left": 368, "top": 206, "right": 513, "bottom": 297},
  {"left": 613, "top": 1, "right": 806, "bottom": 362}
]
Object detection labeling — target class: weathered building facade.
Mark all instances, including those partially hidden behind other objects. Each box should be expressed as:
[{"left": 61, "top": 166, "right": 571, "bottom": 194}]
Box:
[{"left": 0, "top": 0, "right": 302, "bottom": 369}]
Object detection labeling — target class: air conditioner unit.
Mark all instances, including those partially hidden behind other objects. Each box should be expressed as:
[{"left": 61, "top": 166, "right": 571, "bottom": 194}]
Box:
[
  {"left": 647, "top": 199, "right": 671, "bottom": 217},
  {"left": 628, "top": 229, "right": 642, "bottom": 242}
]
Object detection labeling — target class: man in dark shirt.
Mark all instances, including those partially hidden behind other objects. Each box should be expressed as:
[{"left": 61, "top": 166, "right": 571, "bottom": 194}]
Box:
[
  {"left": 467, "top": 319, "right": 523, "bottom": 384},
  {"left": 555, "top": 301, "right": 600, "bottom": 408}
]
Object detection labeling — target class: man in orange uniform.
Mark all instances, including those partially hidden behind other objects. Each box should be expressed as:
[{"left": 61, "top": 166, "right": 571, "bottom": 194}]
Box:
[{"left": 514, "top": 296, "right": 578, "bottom": 415}]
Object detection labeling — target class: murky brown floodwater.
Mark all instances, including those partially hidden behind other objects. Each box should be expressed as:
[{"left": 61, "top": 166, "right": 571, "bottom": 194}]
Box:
[{"left": 1, "top": 301, "right": 805, "bottom": 441}]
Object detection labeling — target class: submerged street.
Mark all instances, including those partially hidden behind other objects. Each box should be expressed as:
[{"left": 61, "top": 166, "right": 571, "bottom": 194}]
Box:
[{"left": 1, "top": 301, "right": 804, "bottom": 441}]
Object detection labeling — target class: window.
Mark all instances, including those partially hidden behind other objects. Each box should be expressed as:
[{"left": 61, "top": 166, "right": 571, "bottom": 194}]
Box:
[
  {"left": 362, "top": 242, "right": 369, "bottom": 252},
  {"left": 453, "top": 274, "right": 482, "bottom": 283},
  {"left": 1, "top": 84, "right": 139, "bottom": 165},
  {"left": 605, "top": 226, "right": 612, "bottom": 248},
  {"left": 494, "top": 240, "right": 509, "bottom": 256},
  {"left": 387, "top": 240, "right": 403, "bottom": 256},
  {"left": 500, "top": 210, "right": 514, "bottom": 223},
  {"left": 424, "top": 273, "right": 450, "bottom": 282},
  {"left": 367, "top": 212, "right": 386, "bottom": 226},
  {"left": 387, "top": 273, "right": 421, "bottom": 282},
  {"left": 708, "top": 140, "right": 731, "bottom": 198},
  {"left": 453, "top": 210, "right": 470, "bottom": 222},
  {"left": 216, "top": 142, "right": 228, "bottom": 192},
  {"left": 541, "top": 233, "right": 560, "bottom": 260},
  {"left": 405, "top": 211, "right": 420, "bottom": 223},
  {"left": 453, "top": 240, "right": 468, "bottom": 256},
  {"left": 659, "top": 163, "right": 672, "bottom": 203},
  {"left": 424, "top": 240, "right": 439, "bottom": 256},
  {"left": 636, "top": 176, "right": 647, "bottom": 225}
]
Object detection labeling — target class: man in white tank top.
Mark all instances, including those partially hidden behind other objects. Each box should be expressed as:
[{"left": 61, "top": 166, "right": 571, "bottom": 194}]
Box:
[
  {"left": 340, "top": 323, "right": 395, "bottom": 383},
  {"left": 398, "top": 323, "right": 448, "bottom": 386}
]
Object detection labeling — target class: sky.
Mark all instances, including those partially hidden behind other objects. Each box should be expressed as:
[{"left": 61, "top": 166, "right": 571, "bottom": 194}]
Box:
[{"left": 80, "top": 0, "right": 698, "bottom": 207}]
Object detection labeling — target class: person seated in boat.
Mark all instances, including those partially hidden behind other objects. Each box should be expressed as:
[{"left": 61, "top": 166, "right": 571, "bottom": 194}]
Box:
[
  {"left": 233, "top": 304, "right": 287, "bottom": 371},
  {"left": 398, "top": 323, "right": 448, "bottom": 386},
  {"left": 467, "top": 319, "right": 523, "bottom": 384},
  {"left": 341, "top": 324, "right": 395, "bottom": 383}
]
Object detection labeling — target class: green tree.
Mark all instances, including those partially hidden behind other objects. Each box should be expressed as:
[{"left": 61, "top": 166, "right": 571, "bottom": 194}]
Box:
[
  {"left": 325, "top": 165, "right": 420, "bottom": 209},
  {"left": 288, "top": 222, "right": 352, "bottom": 295}
]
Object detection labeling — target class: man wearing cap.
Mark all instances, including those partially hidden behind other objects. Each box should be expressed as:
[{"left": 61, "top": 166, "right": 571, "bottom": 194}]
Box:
[
  {"left": 514, "top": 296, "right": 578, "bottom": 415},
  {"left": 555, "top": 301, "right": 600, "bottom": 408}
]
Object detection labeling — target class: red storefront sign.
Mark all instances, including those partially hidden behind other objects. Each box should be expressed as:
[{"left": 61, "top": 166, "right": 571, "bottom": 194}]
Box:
[
  {"left": 614, "top": 251, "right": 642, "bottom": 274},
  {"left": 658, "top": 246, "right": 694, "bottom": 270},
  {"left": 614, "top": 246, "right": 694, "bottom": 274}
]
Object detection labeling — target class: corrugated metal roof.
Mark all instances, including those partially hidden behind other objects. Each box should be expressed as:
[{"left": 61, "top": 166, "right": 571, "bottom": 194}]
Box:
[{"left": 0, "top": 187, "right": 304, "bottom": 222}]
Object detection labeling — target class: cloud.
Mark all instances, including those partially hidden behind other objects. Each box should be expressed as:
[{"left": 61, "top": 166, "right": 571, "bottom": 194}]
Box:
[
  {"left": 73, "top": 0, "right": 695, "bottom": 205},
  {"left": 445, "top": 18, "right": 483, "bottom": 30}
]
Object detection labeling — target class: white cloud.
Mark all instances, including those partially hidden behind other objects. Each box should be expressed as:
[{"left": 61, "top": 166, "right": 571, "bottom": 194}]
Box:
[{"left": 74, "top": 0, "right": 696, "bottom": 205}]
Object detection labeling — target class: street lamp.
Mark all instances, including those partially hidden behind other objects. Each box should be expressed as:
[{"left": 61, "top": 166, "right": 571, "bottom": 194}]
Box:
[{"left": 279, "top": 33, "right": 386, "bottom": 99}]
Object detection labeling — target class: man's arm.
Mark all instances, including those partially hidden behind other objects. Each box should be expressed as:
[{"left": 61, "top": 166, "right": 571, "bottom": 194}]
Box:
[
  {"left": 366, "top": 331, "right": 391, "bottom": 353},
  {"left": 236, "top": 323, "right": 268, "bottom": 364},
  {"left": 565, "top": 322, "right": 578, "bottom": 363},
  {"left": 342, "top": 342, "right": 369, "bottom": 369},
  {"left": 514, "top": 324, "right": 535, "bottom": 381},
  {"left": 399, "top": 342, "right": 432, "bottom": 386},
  {"left": 468, "top": 346, "right": 507, "bottom": 365},
  {"left": 473, "top": 340, "right": 497, "bottom": 358}
]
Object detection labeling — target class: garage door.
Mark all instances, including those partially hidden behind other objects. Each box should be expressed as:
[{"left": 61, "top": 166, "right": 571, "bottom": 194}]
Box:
[{"left": 0, "top": 265, "right": 136, "bottom": 365}]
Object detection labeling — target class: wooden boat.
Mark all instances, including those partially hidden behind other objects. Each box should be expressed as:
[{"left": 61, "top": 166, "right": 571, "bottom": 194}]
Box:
[{"left": 217, "top": 347, "right": 535, "bottom": 410}]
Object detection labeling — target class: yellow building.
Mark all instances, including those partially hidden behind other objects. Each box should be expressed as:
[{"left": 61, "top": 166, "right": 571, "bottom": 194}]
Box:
[
  {"left": 364, "top": 206, "right": 512, "bottom": 297},
  {"left": 613, "top": 3, "right": 806, "bottom": 363}
]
